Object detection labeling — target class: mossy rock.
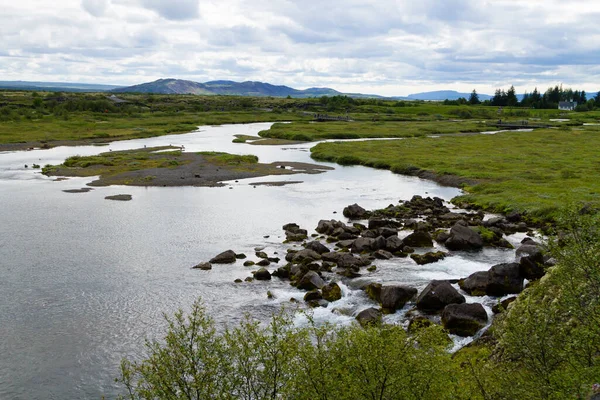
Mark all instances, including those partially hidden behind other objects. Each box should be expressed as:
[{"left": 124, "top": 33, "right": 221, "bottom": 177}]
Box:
[{"left": 322, "top": 282, "right": 342, "bottom": 302}]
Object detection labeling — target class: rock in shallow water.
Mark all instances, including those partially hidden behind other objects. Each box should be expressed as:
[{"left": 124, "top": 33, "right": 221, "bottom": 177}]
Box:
[
  {"left": 209, "top": 250, "right": 238, "bottom": 264},
  {"left": 105, "top": 194, "right": 132, "bottom": 201},
  {"left": 441, "top": 302, "right": 488, "bottom": 337}
]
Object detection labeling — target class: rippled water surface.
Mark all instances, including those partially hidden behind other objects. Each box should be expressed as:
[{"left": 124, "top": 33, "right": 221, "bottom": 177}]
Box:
[{"left": 0, "top": 123, "right": 518, "bottom": 399}]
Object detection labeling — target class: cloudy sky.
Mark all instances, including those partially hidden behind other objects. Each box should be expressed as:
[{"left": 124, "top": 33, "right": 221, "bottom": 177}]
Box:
[{"left": 2, "top": 0, "right": 600, "bottom": 96}]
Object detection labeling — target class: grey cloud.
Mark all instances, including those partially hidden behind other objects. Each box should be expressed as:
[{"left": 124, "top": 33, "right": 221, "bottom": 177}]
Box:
[
  {"left": 140, "top": 0, "right": 199, "bottom": 20},
  {"left": 81, "top": 0, "right": 110, "bottom": 17}
]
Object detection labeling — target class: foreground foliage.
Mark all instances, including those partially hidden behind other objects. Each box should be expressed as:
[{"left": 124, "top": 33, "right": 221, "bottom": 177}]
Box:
[{"left": 118, "top": 207, "right": 600, "bottom": 399}]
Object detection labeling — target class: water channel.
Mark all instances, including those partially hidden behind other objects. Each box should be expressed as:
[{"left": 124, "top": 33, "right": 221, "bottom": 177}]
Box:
[{"left": 0, "top": 122, "right": 523, "bottom": 399}]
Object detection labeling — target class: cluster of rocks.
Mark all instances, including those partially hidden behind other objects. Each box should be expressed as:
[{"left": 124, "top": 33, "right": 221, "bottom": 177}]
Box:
[{"left": 197, "top": 196, "right": 552, "bottom": 338}]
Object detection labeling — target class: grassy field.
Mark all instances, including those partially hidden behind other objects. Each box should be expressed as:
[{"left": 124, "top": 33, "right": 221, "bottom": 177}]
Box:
[
  {"left": 41, "top": 146, "right": 186, "bottom": 177},
  {"left": 311, "top": 126, "right": 600, "bottom": 223},
  {"left": 4, "top": 90, "right": 600, "bottom": 146},
  {"left": 258, "top": 120, "right": 492, "bottom": 141}
]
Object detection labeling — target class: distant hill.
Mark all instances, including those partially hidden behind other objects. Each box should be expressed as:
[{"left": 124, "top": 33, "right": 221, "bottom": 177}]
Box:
[
  {"left": 406, "top": 90, "right": 493, "bottom": 101},
  {"left": 0, "top": 81, "right": 123, "bottom": 92},
  {"left": 113, "top": 78, "right": 343, "bottom": 98}
]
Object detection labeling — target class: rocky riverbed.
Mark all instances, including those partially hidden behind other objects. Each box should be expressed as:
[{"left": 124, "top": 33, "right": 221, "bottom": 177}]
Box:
[{"left": 199, "top": 195, "right": 552, "bottom": 341}]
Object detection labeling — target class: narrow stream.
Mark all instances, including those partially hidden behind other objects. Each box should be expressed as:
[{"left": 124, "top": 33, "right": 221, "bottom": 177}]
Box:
[{"left": 0, "top": 123, "right": 522, "bottom": 399}]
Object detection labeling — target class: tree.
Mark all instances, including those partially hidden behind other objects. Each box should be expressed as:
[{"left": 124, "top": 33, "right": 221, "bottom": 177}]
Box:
[
  {"left": 506, "top": 86, "right": 518, "bottom": 107},
  {"left": 468, "top": 89, "right": 480, "bottom": 105}
]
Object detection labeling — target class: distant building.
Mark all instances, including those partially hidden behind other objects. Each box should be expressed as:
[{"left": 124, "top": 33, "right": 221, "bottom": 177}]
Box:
[{"left": 558, "top": 101, "right": 577, "bottom": 111}]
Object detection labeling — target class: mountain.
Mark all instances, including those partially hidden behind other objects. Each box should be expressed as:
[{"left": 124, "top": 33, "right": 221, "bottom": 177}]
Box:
[
  {"left": 406, "top": 90, "right": 492, "bottom": 101},
  {"left": 113, "top": 78, "right": 343, "bottom": 98},
  {"left": 0, "top": 80, "right": 123, "bottom": 92},
  {"left": 111, "top": 79, "right": 212, "bottom": 95}
]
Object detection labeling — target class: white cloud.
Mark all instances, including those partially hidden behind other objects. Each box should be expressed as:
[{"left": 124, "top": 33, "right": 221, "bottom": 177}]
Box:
[{"left": 1, "top": 0, "right": 600, "bottom": 95}]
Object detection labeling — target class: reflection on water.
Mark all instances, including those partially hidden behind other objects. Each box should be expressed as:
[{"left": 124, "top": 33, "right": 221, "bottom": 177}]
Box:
[{"left": 0, "top": 123, "right": 511, "bottom": 399}]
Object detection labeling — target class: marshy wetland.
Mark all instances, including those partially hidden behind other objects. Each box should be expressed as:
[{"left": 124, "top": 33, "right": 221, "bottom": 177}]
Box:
[{"left": 1, "top": 92, "right": 600, "bottom": 399}]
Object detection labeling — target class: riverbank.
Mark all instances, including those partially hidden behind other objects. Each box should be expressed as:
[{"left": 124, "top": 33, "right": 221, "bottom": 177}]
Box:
[
  {"left": 310, "top": 126, "right": 600, "bottom": 224},
  {"left": 41, "top": 147, "right": 333, "bottom": 187}
]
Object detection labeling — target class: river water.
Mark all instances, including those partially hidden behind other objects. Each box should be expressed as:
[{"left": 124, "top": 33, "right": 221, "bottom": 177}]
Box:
[{"left": 0, "top": 123, "right": 522, "bottom": 399}]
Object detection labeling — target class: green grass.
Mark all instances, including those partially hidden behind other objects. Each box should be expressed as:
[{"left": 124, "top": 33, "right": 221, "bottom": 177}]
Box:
[
  {"left": 198, "top": 151, "right": 259, "bottom": 165},
  {"left": 5, "top": 90, "right": 600, "bottom": 146},
  {"left": 42, "top": 146, "right": 185, "bottom": 177},
  {"left": 258, "top": 120, "right": 493, "bottom": 141},
  {"left": 311, "top": 126, "right": 600, "bottom": 223}
]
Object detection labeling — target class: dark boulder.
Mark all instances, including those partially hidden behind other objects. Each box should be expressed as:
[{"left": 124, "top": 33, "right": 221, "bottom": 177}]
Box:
[
  {"left": 304, "top": 290, "right": 322, "bottom": 302},
  {"left": 410, "top": 251, "right": 447, "bottom": 265},
  {"left": 292, "top": 249, "right": 321, "bottom": 264},
  {"left": 444, "top": 221, "right": 484, "bottom": 251},
  {"left": 380, "top": 285, "right": 417, "bottom": 312},
  {"left": 272, "top": 265, "right": 290, "bottom": 279},
  {"left": 336, "top": 253, "right": 363, "bottom": 269},
  {"left": 416, "top": 280, "right": 465, "bottom": 312},
  {"left": 256, "top": 259, "right": 270, "bottom": 267},
  {"left": 374, "top": 249, "right": 394, "bottom": 260},
  {"left": 434, "top": 231, "right": 450, "bottom": 244},
  {"left": 368, "top": 218, "right": 397, "bottom": 230},
  {"left": 519, "top": 252, "right": 546, "bottom": 280},
  {"left": 355, "top": 307, "right": 382, "bottom": 327},
  {"left": 372, "top": 236, "right": 387, "bottom": 251},
  {"left": 322, "top": 282, "right": 342, "bottom": 302},
  {"left": 351, "top": 237, "right": 375, "bottom": 253},
  {"left": 297, "top": 271, "right": 325, "bottom": 291},
  {"left": 442, "top": 303, "right": 488, "bottom": 337},
  {"left": 385, "top": 236, "right": 404, "bottom": 252},
  {"left": 305, "top": 241, "right": 330, "bottom": 254},
  {"left": 459, "top": 271, "right": 489, "bottom": 296},
  {"left": 209, "top": 250, "right": 238, "bottom": 264},
  {"left": 403, "top": 230, "right": 434, "bottom": 248},
  {"left": 379, "top": 227, "right": 398, "bottom": 238},
  {"left": 321, "top": 252, "right": 343, "bottom": 263},
  {"left": 255, "top": 251, "right": 268, "bottom": 259},
  {"left": 192, "top": 262, "right": 212, "bottom": 270},
  {"left": 343, "top": 203, "right": 369, "bottom": 219},
  {"left": 286, "top": 231, "right": 308, "bottom": 242},
  {"left": 254, "top": 268, "right": 272, "bottom": 280},
  {"left": 487, "top": 263, "right": 523, "bottom": 296}
]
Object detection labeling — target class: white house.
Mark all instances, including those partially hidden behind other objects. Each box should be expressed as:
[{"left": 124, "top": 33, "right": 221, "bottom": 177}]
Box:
[{"left": 558, "top": 101, "right": 577, "bottom": 111}]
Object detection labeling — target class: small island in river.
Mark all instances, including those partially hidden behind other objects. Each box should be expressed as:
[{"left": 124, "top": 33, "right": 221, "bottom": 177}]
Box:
[{"left": 42, "top": 146, "right": 333, "bottom": 187}]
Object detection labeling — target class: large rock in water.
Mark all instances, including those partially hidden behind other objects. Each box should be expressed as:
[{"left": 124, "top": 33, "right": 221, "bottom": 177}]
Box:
[
  {"left": 380, "top": 285, "right": 417, "bottom": 312},
  {"left": 517, "top": 240, "right": 546, "bottom": 280},
  {"left": 459, "top": 271, "right": 489, "bottom": 296},
  {"left": 297, "top": 271, "right": 325, "bottom": 291},
  {"left": 355, "top": 307, "right": 382, "bottom": 327},
  {"left": 487, "top": 263, "right": 523, "bottom": 296},
  {"left": 416, "top": 280, "right": 465, "bottom": 312},
  {"left": 460, "top": 263, "right": 523, "bottom": 296},
  {"left": 336, "top": 253, "right": 364, "bottom": 269},
  {"left": 441, "top": 303, "right": 488, "bottom": 337},
  {"left": 209, "top": 250, "right": 237, "bottom": 264},
  {"left": 254, "top": 268, "right": 272, "bottom": 280},
  {"left": 402, "top": 230, "right": 433, "bottom": 248},
  {"left": 410, "top": 251, "right": 447, "bottom": 265},
  {"left": 305, "top": 241, "right": 330, "bottom": 254},
  {"left": 444, "top": 221, "right": 484, "bottom": 251},
  {"left": 343, "top": 203, "right": 369, "bottom": 219},
  {"left": 322, "top": 282, "right": 342, "bottom": 301}
]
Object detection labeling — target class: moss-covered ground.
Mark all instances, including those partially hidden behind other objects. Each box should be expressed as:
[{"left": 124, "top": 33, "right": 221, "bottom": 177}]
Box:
[{"left": 311, "top": 126, "right": 600, "bottom": 223}]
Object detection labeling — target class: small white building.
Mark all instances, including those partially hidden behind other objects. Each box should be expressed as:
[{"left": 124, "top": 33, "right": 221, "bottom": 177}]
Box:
[{"left": 558, "top": 101, "right": 577, "bottom": 111}]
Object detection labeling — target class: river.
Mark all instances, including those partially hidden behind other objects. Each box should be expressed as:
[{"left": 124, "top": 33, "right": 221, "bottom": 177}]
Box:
[{"left": 0, "top": 122, "right": 523, "bottom": 399}]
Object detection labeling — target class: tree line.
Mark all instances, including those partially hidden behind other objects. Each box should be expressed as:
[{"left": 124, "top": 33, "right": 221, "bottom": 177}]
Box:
[{"left": 445, "top": 85, "right": 600, "bottom": 111}]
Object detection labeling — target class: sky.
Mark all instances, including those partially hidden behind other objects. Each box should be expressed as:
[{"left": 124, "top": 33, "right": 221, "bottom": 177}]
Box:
[{"left": 1, "top": 0, "right": 600, "bottom": 96}]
